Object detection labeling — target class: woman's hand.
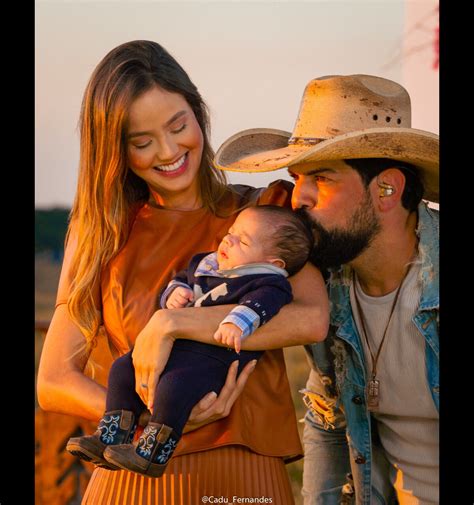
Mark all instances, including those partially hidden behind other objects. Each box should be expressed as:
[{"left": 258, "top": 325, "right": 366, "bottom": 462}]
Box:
[
  {"left": 132, "top": 308, "right": 256, "bottom": 425},
  {"left": 132, "top": 310, "right": 175, "bottom": 411},
  {"left": 183, "top": 358, "right": 257, "bottom": 433}
]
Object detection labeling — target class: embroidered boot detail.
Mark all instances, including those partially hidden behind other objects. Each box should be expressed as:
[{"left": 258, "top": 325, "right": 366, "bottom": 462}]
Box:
[
  {"left": 97, "top": 410, "right": 136, "bottom": 445},
  {"left": 103, "top": 422, "right": 180, "bottom": 478},
  {"left": 66, "top": 409, "right": 137, "bottom": 470},
  {"left": 136, "top": 423, "right": 179, "bottom": 464},
  {"left": 155, "top": 434, "right": 179, "bottom": 464}
]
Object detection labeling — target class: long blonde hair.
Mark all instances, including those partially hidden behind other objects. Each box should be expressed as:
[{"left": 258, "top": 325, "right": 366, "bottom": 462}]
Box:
[{"left": 66, "top": 40, "right": 227, "bottom": 356}]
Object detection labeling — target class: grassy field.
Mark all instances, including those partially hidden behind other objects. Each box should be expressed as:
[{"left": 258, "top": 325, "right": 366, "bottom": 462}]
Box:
[{"left": 35, "top": 254, "right": 310, "bottom": 504}]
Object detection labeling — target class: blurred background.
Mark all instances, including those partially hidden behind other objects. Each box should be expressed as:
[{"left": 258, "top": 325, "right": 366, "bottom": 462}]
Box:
[{"left": 35, "top": 0, "right": 438, "bottom": 502}]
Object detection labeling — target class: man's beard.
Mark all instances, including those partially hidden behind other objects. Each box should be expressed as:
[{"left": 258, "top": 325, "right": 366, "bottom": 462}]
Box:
[{"left": 296, "top": 191, "right": 381, "bottom": 271}]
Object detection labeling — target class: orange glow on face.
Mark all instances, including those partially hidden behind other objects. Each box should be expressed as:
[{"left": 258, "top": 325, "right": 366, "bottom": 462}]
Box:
[
  {"left": 289, "top": 160, "right": 368, "bottom": 229},
  {"left": 126, "top": 86, "right": 204, "bottom": 209}
]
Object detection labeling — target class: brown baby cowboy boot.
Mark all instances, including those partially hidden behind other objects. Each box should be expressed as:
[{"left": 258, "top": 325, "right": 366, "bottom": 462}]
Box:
[
  {"left": 103, "top": 422, "right": 179, "bottom": 478},
  {"left": 66, "top": 409, "right": 137, "bottom": 470}
]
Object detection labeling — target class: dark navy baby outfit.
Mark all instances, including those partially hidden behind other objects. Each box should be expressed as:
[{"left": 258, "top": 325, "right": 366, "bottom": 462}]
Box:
[{"left": 105, "top": 251, "right": 293, "bottom": 439}]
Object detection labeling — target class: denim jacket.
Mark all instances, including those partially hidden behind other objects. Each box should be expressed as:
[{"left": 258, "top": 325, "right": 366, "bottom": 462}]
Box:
[{"left": 302, "top": 202, "right": 439, "bottom": 505}]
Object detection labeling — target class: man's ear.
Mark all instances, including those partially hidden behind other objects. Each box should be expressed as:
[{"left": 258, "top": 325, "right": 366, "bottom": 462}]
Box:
[{"left": 373, "top": 168, "right": 405, "bottom": 210}]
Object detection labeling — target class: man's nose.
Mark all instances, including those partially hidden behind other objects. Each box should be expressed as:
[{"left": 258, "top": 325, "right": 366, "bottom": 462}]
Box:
[{"left": 291, "top": 179, "right": 317, "bottom": 210}]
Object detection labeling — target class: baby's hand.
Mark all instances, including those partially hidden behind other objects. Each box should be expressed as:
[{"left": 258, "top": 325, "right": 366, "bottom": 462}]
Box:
[
  {"left": 166, "top": 286, "right": 194, "bottom": 309},
  {"left": 214, "top": 323, "right": 243, "bottom": 354}
]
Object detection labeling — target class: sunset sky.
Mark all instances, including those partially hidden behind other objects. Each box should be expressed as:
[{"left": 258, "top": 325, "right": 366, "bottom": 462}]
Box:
[{"left": 35, "top": 0, "right": 438, "bottom": 208}]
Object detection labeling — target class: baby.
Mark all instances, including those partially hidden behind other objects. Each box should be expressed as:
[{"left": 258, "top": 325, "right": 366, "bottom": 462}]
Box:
[{"left": 67, "top": 205, "right": 313, "bottom": 477}]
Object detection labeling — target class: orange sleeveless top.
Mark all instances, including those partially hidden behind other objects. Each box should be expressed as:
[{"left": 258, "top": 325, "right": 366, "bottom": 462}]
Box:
[{"left": 95, "top": 179, "right": 302, "bottom": 462}]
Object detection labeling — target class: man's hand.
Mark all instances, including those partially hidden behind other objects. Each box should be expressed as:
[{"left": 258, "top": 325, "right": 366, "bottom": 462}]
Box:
[
  {"left": 184, "top": 359, "right": 257, "bottom": 433},
  {"left": 213, "top": 323, "right": 243, "bottom": 353},
  {"left": 166, "top": 287, "right": 194, "bottom": 309}
]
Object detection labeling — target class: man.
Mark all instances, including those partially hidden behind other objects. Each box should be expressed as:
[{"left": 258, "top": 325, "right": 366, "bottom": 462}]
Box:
[{"left": 214, "top": 74, "right": 439, "bottom": 505}]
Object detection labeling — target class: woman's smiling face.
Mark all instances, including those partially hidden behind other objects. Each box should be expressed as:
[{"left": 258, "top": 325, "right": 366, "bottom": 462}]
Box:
[{"left": 126, "top": 85, "right": 204, "bottom": 209}]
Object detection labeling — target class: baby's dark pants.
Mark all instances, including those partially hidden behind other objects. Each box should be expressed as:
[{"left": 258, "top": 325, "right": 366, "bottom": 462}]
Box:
[{"left": 105, "top": 340, "right": 263, "bottom": 438}]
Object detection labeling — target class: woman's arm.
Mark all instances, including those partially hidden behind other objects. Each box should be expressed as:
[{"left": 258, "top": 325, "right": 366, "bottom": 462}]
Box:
[
  {"left": 165, "top": 261, "right": 328, "bottom": 349},
  {"left": 132, "top": 262, "right": 328, "bottom": 409},
  {"left": 37, "top": 304, "right": 106, "bottom": 421},
  {"left": 37, "top": 222, "right": 106, "bottom": 422}
]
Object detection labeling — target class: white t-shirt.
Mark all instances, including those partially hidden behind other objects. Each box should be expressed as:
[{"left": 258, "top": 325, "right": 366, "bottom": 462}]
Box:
[{"left": 350, "top": 261, "right": 439, "bottom": 505}]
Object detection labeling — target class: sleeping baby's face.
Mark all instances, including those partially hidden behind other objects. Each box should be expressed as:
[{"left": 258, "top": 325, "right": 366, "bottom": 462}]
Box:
[{"left": 217, "top": 207, "right": 280, "bottom": 270}]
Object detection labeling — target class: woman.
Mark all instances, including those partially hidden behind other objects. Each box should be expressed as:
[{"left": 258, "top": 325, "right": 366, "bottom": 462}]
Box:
[{"left": 37, "top": 40, "right": 329, "bottom": 504}]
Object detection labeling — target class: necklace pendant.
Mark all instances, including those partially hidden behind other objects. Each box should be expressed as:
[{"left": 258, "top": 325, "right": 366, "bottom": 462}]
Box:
[{"left": 367, "top": 379, "right": 380, "bottom": 411}]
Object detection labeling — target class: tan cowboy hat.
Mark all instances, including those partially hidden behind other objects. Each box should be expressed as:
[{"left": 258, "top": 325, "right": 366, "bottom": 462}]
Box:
[{"left": 214, "top": 74, "right": 439, "bottom": 202}]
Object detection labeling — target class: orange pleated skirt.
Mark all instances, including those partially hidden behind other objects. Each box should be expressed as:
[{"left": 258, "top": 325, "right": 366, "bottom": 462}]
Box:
[{"left": 81, "top": 445, "right": 295, "bottom": 505}]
